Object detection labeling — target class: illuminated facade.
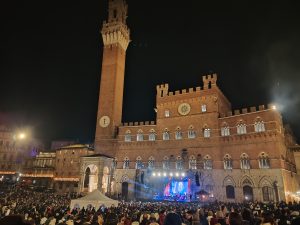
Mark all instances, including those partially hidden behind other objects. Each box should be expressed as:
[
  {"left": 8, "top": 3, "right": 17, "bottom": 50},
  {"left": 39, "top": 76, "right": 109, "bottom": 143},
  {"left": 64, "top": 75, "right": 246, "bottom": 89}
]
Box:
[
  {"left": 4, "top": 0, "right": 299, "bottom": 202},
  {"left": 89, "top": 0, "right": 300, "bottom": 202},
  {"left": 0, "top": 125, "right": 42, "bottom": 181}
]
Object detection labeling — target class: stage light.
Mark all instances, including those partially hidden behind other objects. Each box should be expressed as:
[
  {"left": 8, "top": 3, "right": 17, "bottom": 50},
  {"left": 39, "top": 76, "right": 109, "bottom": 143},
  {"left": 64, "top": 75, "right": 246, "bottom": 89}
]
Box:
[
  {"left": 175, "top": 173, "right": 179, "bottom": 177},
  {"left": 152, "top": 172, "right": 156, "bottom": 177},
  {"left": 163, "top": 172, "right": 167, "bottom": 177},
  {"left": 170, "top": 173, "right": 173, "bottom": 177},
  {"left": 181, "top": 172, "right": 185, "bottom": 177},
  {"left": 158, "top": 172, "right": 161, "bottom": 177}
]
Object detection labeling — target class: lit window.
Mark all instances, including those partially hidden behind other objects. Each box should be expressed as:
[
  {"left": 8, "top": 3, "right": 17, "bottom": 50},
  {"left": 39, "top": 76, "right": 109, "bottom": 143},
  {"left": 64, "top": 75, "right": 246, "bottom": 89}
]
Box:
[
  {"left": 165, "top": 110, "right": 170, "bottom": 117},
  {"left": 123, "top": 158, "right": 130, "bottom": 169},
  {"left": 203, "top": 155, "right": 213, "bottom": 170},
  {"left": 175, "top": 130, "right": 182, "bottom": 140},
  {"left": 203, "top": 128, "right": 211, "bottom": 138},
  {"left": 149, "top": 131, "right": 156, "bottom": 141},
  {"left": 163, "top": 130, "right": 170, "bottom": 140},
  {"left": 124, "top": 131, "right": 131, "bottom": 142},
  {"left": 237, "top": 123, "right": 247, "bottom": 135},
  {"left": 201, "top": 104, "right": 207, "bottom": 112},
  {"left": 148, "top": 157, "right": 155, "bottom": 169},
  {"left": 136, "top": 157, "right": 143, "bottom": 169},
  {"left": 240, "top": 154, "right": 250, "bottom": 169},
  {"left": 137, "top": 130, "right": 144, "bottom": 141},
  {"left": 254, "top": 120, "right": 265, "bottom": 132},
  {"left": 162, "top": 157, "right": 170, "bottom": 169},
  {"left": 188, "top": 130, "right": 196, "bottom": 139},
  {"left": 221, "top": 127, "right": 230, "bottom": 136},
  {"left": 259, "top": 153, "right": 270, "bottom": 169},
  {"left": 189, "top": 156, "right": 197, "bottom": 170},
  {"left": 224, "top": 154, "right": 233, "bottom": 170},
  {"left": 176, "top": 157, "right": 183, "bottom": 170}
]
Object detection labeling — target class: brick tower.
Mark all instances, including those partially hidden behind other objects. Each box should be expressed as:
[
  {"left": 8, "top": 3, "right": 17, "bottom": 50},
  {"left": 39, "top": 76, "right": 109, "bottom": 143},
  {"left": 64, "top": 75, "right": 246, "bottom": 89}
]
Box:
[{"left": 95, "top": 0, "right": 130, "bottom": 155}]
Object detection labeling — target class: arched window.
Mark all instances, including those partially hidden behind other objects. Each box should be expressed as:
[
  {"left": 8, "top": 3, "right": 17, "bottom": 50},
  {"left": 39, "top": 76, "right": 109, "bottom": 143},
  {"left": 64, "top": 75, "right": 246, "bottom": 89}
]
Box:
[
  {"left": 254, "top": 118, "right": 265, "bottom": 132},
  {"left": 240, "top": 153, "right": 250, "bottom": 169},
  {"left": 262, "top": 186, "right": 274, "bottom": 202},
  {"left": 163, "top": 129, "right": 170, "bottom": 140},
  {"left": 165, "top": 110, "right": 170, "bottom": 117},
  {"left": 203, "top": 126, "right": 211, "bottom": 138},
  {"left": 203, "top": 155, "right": 213, "bottom": 170},
  {"left": 149, "top": 129, "right": 156, "bottom": 141},
  {"left": 123, "top": 157, "right": 130, "bottom": 169},
  {"left": 176, "top": 156, "right": 183, "bottom": 170},
  {"left": 226, "top": 185, "right": 235, "bottom": 199},
  {"left": 189, "top": 155, "right": 197, "bottom": 170},
  {"left": 136, "top": 156, "right": 143, "bottom": 169},
  {"left": 148, "top": 156, "right": 155, "bottom": 169},
  {"left": 162, "top": 156, "right": 170, "bottom": 170},
  {"left": 188, "top": 125, "right": 196, "bottom": 139},
  {"left": 124, "top": 130, "right": 131, "bottom": 142},
  {"left": 259, "top": 152, "right": 270, "bottom": 169},
  {"left": 137, "top": 130, "right": 144, "bottom": 141},
  {"left": 224, "top": 154, "right": 233, "bottom": 170},
  {"left": 221, "top": 123, "right": 230, "bottom": 136},
  {"left": 201, "top": 104, "right": 207, "bottom": 112},
  {"left": 175, "top": 127, "right": 182, "bottom": 140},
  {"left": 237, "top": 121, "right": 247, "bottom": 135}
]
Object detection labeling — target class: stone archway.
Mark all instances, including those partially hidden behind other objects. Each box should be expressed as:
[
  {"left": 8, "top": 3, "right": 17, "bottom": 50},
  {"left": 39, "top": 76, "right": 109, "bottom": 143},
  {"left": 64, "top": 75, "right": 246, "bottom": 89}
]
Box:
[
  {"left": 242, "top": 178, "right": 254, "bottom": 201},
  {"left": 83, "top": 164, "right": 99, "bottom": 193},
  {"left": 243, "top": 185, "right": 254, "bottom": 201},
  {"left": 122, "top": 182, "right": 129, "bottom": 201}
]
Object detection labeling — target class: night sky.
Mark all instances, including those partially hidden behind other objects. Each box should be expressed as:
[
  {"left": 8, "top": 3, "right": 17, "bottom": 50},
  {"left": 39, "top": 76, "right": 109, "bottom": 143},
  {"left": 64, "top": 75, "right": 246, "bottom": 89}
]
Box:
[{"left": 1, "top": 0, "right": 300, "bottom": 146}]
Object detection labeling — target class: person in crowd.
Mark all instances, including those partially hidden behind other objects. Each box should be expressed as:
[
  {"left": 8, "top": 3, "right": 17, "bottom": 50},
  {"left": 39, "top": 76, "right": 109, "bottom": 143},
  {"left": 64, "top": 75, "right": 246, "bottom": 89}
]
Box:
[
  {"left": 228, "top": 212, "right": 243, "bottom": 225},
  {"left": 163, "top": 212, "right": 182, "bottom": 225},
  {"left": 1, "top": 185, "right": 300, "bottom": 225},
  {"left": 261, "top": 212, "right": 275, "bottom": 225},
  {"left": 207, "top": 211, "right": 214, "bottom": 225}
]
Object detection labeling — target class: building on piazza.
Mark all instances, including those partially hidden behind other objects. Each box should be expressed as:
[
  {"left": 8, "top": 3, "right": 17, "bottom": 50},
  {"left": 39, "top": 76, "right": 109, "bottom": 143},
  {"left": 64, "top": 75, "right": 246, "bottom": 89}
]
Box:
[
  {"left": 83, "top": 0, "right": 300, "bottom": 202},
  {"left": 10, "top": 0, "right": 300, "bottom": 202}
]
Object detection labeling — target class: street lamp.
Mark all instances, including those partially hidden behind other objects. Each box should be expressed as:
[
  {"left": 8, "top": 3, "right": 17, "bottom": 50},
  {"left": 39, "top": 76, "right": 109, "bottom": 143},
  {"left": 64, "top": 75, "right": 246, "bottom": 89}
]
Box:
[{"left": 19, "top": 133, "right": 26, "bottom": 140}]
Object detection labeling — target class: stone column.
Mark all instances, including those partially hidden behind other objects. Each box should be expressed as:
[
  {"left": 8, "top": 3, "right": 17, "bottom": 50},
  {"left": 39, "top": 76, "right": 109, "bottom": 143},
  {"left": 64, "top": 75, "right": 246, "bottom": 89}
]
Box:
[
  {"left": 97, "top": 162, "right": 104, "bottom": 192},
  {"left": 89, "top": 174, "right": 96, "bottom": 192}
]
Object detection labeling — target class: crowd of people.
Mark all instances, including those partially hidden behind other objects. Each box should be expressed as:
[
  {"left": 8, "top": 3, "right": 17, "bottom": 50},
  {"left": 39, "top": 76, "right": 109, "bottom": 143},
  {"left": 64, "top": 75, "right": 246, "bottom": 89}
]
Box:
[{"left": 0, "top": 186, "right": 300, "bottom": 225}]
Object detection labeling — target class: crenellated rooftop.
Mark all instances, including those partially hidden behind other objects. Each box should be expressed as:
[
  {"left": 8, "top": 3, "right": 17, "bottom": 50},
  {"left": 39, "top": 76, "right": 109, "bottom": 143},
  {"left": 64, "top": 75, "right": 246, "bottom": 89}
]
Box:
[
  {"left": 157, "top": 74, "right": 219, "bottom": 99},
  {"left": 219, "top": 104, "right": 277, "bottom": 118}
]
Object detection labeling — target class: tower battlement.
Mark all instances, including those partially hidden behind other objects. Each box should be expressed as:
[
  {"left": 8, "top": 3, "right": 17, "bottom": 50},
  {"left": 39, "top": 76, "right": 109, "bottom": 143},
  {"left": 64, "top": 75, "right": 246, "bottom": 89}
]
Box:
[
  {"left": 203, "top": 73, "right": 218, "bottom": 89},
  {"left": 156, "top": 84, "right": 169, "bottom": 97},
  {"left": 219, "top": 104, "right": 277, "bottom": 118},
  {"left": 156, "top": 74, "right": 219, "bottom": 99},
  {"left": 101, "top": 0, "right": 130, "bottom": 51}
]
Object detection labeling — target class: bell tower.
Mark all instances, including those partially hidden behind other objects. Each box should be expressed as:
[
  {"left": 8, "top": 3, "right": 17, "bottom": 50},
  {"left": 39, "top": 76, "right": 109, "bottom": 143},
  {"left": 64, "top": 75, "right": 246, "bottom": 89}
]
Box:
[{"left": 95, "top": 0, "right": 130, "bottom": 153}]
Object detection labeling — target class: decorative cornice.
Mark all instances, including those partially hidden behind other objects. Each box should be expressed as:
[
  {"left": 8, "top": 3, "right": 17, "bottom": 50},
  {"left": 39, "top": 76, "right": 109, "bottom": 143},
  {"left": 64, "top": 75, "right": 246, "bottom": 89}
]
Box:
[{"left": 101, "top": 21, "right": 130, "bottom": 51}]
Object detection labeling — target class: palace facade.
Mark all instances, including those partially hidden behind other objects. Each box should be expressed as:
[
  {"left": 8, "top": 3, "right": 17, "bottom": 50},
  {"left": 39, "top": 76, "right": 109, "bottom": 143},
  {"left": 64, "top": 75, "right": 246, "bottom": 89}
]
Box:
[
  {"left": 91, "top": 0, "right": 299, "bottom": 202},
  {"left": 17, "top": 0, "right": 300, "bottom": 202}
]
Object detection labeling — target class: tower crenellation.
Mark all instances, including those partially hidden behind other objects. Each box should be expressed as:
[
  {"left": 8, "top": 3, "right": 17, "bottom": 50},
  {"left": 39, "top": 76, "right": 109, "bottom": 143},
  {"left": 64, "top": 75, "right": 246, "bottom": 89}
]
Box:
[
  {"left": 101, "top": 0, "right": 130, "bottom": 51},
  {"left": 203, "top": 73, "right": 218, "bottom": 89},
  {"left": 156, "top": 84, "right": 169, "bottom": 97}
]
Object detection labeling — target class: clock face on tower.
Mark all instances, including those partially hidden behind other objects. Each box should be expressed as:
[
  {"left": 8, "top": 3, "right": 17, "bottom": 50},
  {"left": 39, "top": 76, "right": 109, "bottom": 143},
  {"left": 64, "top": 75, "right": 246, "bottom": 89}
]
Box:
[
  {"left": 178, "top": 103, "right": 191, "bottom": 116},
  {"left": 99, "top": 116, "right": 110, "bottom": 128}
]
